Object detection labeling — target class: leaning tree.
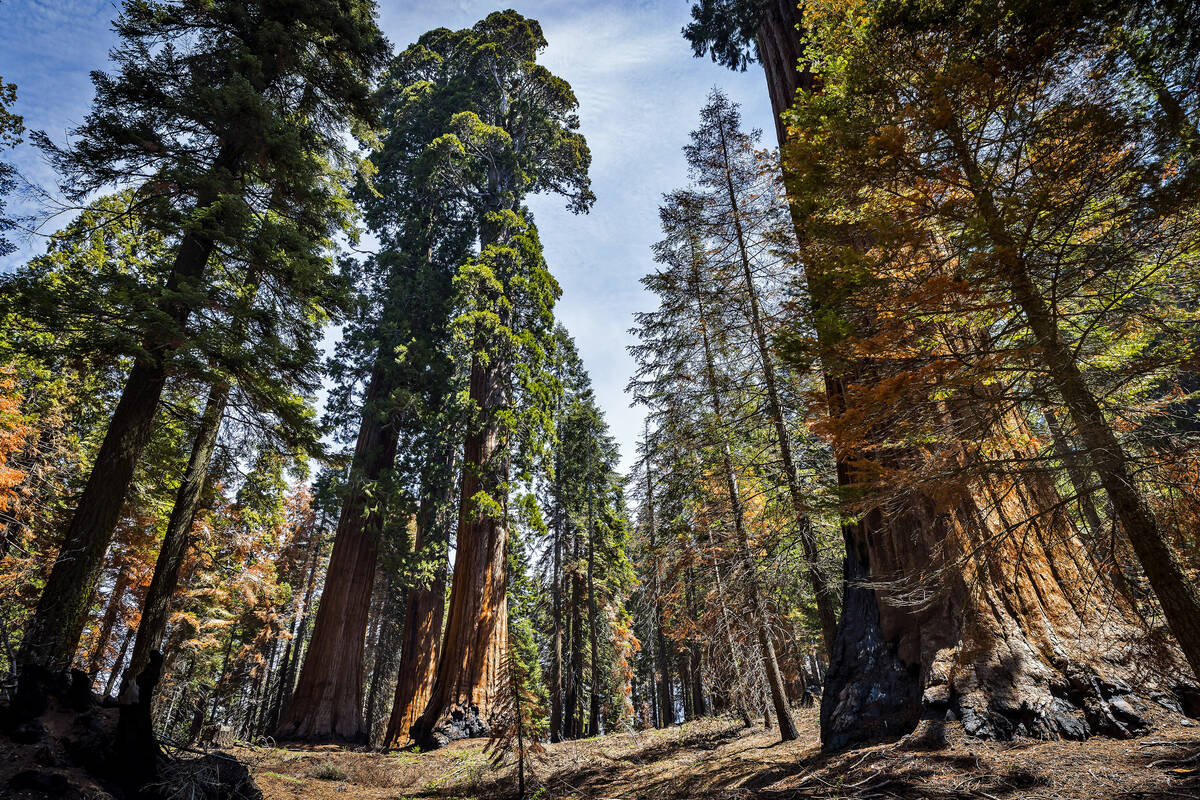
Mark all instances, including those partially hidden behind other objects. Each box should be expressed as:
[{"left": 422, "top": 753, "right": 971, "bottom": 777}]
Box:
[{"left": 14, "top": 0, "right": 387, "bottom": 699}]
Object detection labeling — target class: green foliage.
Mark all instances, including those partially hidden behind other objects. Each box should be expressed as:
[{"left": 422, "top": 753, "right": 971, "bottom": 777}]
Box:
[
  {"left": 0, "top": 72, "right": 23, "bottom": 257},
  {"left": 684, "top": 0, "right": 771, "bottom": 72}
]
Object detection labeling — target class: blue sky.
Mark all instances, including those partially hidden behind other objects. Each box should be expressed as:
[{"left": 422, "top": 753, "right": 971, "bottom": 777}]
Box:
[{"left": 0, "top": 0, "right": 776, "bottom": 470}]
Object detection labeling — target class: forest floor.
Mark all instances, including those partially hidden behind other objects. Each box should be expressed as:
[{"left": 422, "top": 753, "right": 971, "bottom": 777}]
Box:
[{"left": 239, "top": 707, "right": 1200, "bottom": 800}]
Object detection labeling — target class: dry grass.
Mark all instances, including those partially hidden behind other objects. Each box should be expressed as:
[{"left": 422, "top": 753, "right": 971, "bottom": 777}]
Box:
[{"left": 237, "top": 706, "right": 1200, "bottom": 800}]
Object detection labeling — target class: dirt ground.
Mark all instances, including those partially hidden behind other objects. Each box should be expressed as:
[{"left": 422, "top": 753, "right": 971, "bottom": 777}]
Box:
[{"left": 238, "top": 706, "right": 1200, "bottom": 800}]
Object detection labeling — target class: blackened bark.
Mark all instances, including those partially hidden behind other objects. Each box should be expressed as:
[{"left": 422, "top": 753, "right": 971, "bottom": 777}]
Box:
[
  {"left": 747, "top": 6, "right": 1162, "bottom": 753},
  {"left": 116, "top": 650, "right": 163, "bottom": 795},
  {"left": 690, "top": 648, "right": 706, "bottom": 717},
  {"left": 364, "top": 560, "right": 405, "bottom": 749},
  {"left": 679, "top": 649, "right": 694, "bottom": 721}
]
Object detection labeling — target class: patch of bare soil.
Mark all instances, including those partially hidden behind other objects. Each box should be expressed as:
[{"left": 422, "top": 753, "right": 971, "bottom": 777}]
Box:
[{"left": 236, "top": 707, "right": 1200, "bottom": 800}]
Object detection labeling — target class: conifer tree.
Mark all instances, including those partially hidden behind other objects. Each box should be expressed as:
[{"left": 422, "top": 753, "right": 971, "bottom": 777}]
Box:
[
  {"left": 406, "top": 11, "right": 593, "bottom": 748},
  {"left": 0, "top": 71, "right": 23, "bottom": 258},
  {"left": 13, "top": 0, "right": 387, "bottom": 689}
]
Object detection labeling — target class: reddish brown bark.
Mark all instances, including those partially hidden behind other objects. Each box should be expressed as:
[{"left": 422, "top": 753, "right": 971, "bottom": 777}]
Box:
[
  {"left": 409, "top": 354, "right": 508, "bottom": 748},
  {"left": 383, "top": 439, "right": 455, "bottom": 749},
  {"left": 275, "top": 366, "right": 399, "bottom": 742},
  {"left": 750, "top": 5, "right": 1174, "bottom": 750}
]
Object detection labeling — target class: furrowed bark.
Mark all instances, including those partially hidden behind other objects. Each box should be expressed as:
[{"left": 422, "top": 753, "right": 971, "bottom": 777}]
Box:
[
  {"left": 364, "top": 560, "right": 406, "bottom": 749},
  {"left": 277, "top": 365, "right": 400, "bottom": 742},
  {"left": 409, "top": 350, "right": 509, "bottom": 749},
  {"left": 947, "top": 120, "right": 1200, "bottom": 681},
  {"left": 746, "top": 7, "right": 1171, "bottom": 751}
]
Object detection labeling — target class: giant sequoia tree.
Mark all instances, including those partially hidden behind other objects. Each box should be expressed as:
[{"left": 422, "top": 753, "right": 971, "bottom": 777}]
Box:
[
  {"left": 687, "top": 0, "right": 1186, "bottom": 748},
  {"left": 13, "top": 0, "right": 387, "bottom": 689},
  {"left": 401, "top": 11, "right": 593, "bottom": 748},
  {"left": 276, "top": 34, "right": 474, "bottom": 739}
]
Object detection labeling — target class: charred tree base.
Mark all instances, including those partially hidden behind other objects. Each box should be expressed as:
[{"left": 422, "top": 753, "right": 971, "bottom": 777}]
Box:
[
  {"left": 821, "top": 512, "right": 1200, "bottom": 752},
  {"left": 411, "top": 702, "right": 491, "bottom": 751},
  {"left": 1, "top": 656, "right": 263, "bottom": 799},
  {"left": 820, "top": 565, "right": 922, "bottom": 751}
]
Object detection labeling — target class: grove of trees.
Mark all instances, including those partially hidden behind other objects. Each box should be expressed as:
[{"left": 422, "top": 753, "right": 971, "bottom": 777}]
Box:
[{"left": 1, "top": 0, "right": 1199, "bottom": 795}]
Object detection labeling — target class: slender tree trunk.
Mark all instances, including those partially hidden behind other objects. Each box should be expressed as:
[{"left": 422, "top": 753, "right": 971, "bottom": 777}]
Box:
[
  {"left": 565, "top": 523, "right": 584, "bottom": 738},
  {"left": 586, "top": 462, "right": 601, "bottom": 737},
  {"left": 715, "top": 112, "right": 837, "bottom": 655},
  {"left": 644, "top": 458, "right": 674, "bottom": 728},
  {"left": 103, "top": 626, "right": 135, "bottom": 700},
  {"left": 364, "top": 558, "right": 406, "bottom": 749},
  {"left": 86, "top": 570, "right": 129, "bottom": 682},
  {"left": 690, "top": 648, "right": 706, "bottom": 717},
  {"left": 699, "top": 515, "right": 751, "bottom": 728},
  {"left": 383, "top": 433, "right": 456, "bottom": 749},
  {"left": 690, "top": 234, "right": 797, "bottom": 742},
  {"left": 549, "top": 489, "right": 564, "bottom": 742},
  {"left": 269, "top": 516, "right": 327, "bottom": 731},
  {"left": 410, "top": 349, "right": 509, "bottom": 749},
  {"left": 208, "top": 630, "right": 237, "bottom": 732},
  {"left": 277, "top": 365, "right": 400, "bottom": 742},
  {"left": 127, "top": 383, "right": 227, "bottom": 683},
  {"left": 17, "top": 147, "right": 238, "bottom": 682},
  {"left": 1043, "top": 410, "right": 1106, "bottom": 537},
  {"left": 678, "top": 650, "right": 694, "bottom": 722}
]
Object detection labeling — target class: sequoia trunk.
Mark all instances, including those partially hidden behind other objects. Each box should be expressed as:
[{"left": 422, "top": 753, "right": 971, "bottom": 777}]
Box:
[
  {"left": 277, "top": 365, "right": 400, "bottom": 742},
  {"left": 383, "top": 435, "right": 456, "bottom": 749},
  {"left": 753, "top": 10, "right": 1168, "bottom": 750},
  {"left": 947, "top": 123, "right": 1200, "bottom": 681},
  {"left": 409, "top": 353, "right": 509, "bottom": 748}
]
